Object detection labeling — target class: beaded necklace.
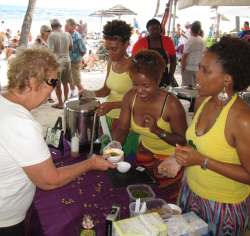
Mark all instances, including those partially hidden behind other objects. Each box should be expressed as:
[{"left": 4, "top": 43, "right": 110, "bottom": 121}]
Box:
[{"left": 195, "top": 93, "right": 236, "bottom": 136}]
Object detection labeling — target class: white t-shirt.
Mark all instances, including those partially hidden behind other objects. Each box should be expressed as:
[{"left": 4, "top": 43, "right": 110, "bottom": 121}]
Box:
[
  {"left": 0, "top": 95, "right": 51, "bottom": 227},
  {"left": 183, "top": 36, "right": 206, "bottom": 71},
  {"left": 48, "top": 29, "right": 73, "bottom": 63}
]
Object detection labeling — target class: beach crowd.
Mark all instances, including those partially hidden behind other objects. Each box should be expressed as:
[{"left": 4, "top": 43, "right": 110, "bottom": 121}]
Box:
[{"left": 0, "top": 15, "right": 250, "bottom": 236}]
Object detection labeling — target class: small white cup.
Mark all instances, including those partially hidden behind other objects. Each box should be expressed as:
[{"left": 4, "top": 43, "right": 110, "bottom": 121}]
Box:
[{"left": 129, "top": 202, "right": 147, "bottom": 218}]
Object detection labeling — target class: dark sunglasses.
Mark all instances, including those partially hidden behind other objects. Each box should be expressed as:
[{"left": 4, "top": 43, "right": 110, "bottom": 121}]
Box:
[
  {"left": 133, "top": 54, "right": 157, "bottom": 64},
  {"left": 104, "top": 35, "right": 122, "bottom": 41},
  {"left": 44, "top": 78, "right": 59, "bottom": 88},
  {"left": 45, "top": 30, "right": 51, "bottom": 33}
]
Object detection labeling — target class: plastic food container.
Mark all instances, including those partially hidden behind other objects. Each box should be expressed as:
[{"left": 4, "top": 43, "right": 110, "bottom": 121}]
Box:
[
  {"left": 168, "top": 203, "right": 182, "bottom": 216},
  {"left": 126, "top": 184, "right": 156, "bottom": 203},
  {"left": 144, "top": 198, "right": 173, "bottom": 219}
]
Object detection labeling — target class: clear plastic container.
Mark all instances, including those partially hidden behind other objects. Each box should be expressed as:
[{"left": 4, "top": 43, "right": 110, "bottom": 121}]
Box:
[
  {"left": 126, "top": 184, "right": 156, "bottom": 203},
  {"left": 144, "top": 198, "right": 173, "bottom": 219}
]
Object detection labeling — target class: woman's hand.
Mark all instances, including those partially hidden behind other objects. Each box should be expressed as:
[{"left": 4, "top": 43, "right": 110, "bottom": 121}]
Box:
[
  {"left": 143, "top": 113, "right": 159, "bottom": 133},
  {"left": 90, "top": 154, "right": 117, "bottom": 171},
  {"left": 95, "top": 102, "right": 113, "bottom": 116},
  {"left": 78, "top": 89, "right": 96, "bottom": 99},
  {"left": 175, "top": 143, "right": 204, "bottom": 167}
]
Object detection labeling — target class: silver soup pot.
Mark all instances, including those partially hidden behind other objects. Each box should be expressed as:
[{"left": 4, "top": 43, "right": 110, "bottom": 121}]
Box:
[
  {"left": 239, "top": 92, "right": 250, "bottom": 105},
  {"left": 172, "top": 86, "right": 199, "bottom": 112},
  {"left": 64, "top": 98, "right": 100, "bottom": 145}
]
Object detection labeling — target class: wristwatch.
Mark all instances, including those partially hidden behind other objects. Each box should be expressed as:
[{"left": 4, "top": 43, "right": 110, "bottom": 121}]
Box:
[{"left": 158, "top": 130, "right": 167, "bottom": 139}]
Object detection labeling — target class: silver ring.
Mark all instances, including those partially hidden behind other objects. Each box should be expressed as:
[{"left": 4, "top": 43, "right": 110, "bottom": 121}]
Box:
[{"left": 146, "top": 119, "right": 149, "bottom": 123}]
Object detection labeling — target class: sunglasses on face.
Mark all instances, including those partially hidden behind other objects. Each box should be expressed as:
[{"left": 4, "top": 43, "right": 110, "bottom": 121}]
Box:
[
  {"left": 44, "top": 78, "right": 59, "bottom": 88},
  {"left": 45, "top": 30, "right": 51, "bottom": 33},
  {"left": 104, "top": 35, "right": 123, "bottom": 41},
  {"left": 133, "top": 54, "right": 157, "bottom": 64}
]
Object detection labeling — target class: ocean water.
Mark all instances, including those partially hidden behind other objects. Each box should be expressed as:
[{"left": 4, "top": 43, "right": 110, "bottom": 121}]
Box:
[{"left": 0, "top": 4, "right": 142, "bottom": 38}]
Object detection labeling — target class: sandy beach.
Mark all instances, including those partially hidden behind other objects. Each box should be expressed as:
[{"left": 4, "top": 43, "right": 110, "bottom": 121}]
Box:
[{"left": 0, "top": 40, "right": 182, "bottom": 137}]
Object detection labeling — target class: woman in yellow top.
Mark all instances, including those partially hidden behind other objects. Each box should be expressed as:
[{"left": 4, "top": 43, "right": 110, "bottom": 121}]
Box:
[
  {"left": 174, "top": 37, "right": 250, "bottom": 235},
  {"left": 78, "top": 20, "right": 139, "bottom": 162},
  {"left": 108, "top": 49, "right": 187, "bottom": 202}
]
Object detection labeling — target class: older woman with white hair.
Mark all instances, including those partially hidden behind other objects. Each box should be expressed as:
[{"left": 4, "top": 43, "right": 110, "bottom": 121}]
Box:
[{"left": 0, "top": 46, "right": 116, "bottom": 236}]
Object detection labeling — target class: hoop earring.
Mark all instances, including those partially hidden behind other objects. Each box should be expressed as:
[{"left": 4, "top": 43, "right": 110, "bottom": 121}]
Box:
[
  {"left": 218, "top": 87, "right": 228, "bottom": 102},
  {"left": 124, "top": 54, "right": 130, "bottom": 59}
]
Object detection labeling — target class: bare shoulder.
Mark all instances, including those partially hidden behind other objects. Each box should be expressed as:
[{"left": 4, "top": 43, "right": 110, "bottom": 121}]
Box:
[
  {"left": 123, "top": 89, "right": 135, "bottom": 103},
  {"left": 230, "top": 97, "right": 250, "bottom": 129}
]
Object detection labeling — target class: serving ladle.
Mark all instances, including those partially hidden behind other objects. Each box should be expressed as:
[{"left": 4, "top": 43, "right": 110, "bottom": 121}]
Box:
[{"left": 86, "top": 112, "right": 97, "bottom": 159}]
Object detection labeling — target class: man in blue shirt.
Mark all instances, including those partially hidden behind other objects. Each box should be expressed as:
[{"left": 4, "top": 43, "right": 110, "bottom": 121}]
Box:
[{"left": 65, "top": 19, "right": 86, "bottom": 98}]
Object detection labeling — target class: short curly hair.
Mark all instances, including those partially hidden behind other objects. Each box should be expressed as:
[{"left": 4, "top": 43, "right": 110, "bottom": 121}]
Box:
[
  {"left": 207, "top": 36, "right": 250, "bottom": 92},
  {"left": 127, "top": 49, "right": 166, "bottom": 82},
  {"left": 103, "top": 20, "right": 132, "bottom": 44},
  {"left": 7, "top": 46, "right": 59, "bottom": 93}
]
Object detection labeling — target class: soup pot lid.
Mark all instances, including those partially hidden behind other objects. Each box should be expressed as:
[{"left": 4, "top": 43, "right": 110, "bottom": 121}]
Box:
[
  {"left": 243, "top": 92, "right": 250, "bottom": 98},
  {"left": 65, "top": 98, "right": 99, "bottom": 112},
  {"left": 172, "top": 87, "right": 198, "bottom": 98}
]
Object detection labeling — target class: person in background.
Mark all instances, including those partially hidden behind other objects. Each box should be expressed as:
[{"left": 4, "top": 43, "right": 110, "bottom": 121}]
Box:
[
  {"left": 84, "top": 23, "right": 88, "bottom": 39},
  {"left": 49, "top": 19, "right": 73, "bottom": 109},
  {"left": 181, "top": 21, "right": 206, "bottom": 87},
  {"left": 5, "top": 38, "right": 18, "bottom": 60},
  {"left": 168, "top": 36, "right": 250, "bottom": 236},
  {"left": 84, "top": 39, "right": 106, "bottom": 72},
  {"left": 34, "top": 25, "right": 54, "bottom": 103},
  {"left": 5, "top": 28, "right": 12, "bottom": 43},
  {"left": 78, "top": 20, "right": 86, "bottom": 39},
  {"left": 127, "top": 26, "right": 139, "bottom": 56},
  {"left": 208, "top": 24, "right": 213, "bottom": 38},
  {"left": 181, "top": 22, "right": 191, "bottom": 43},
  {"left": 27, "top": 33, "right": 34, "bottom": 48},
  {"left": 65, "top": 19, "right": 86, "bottom": 99},
  {"left": 133, "top": 18, "right": 139, "bottom": 29},
  {"left": 239, "top": 21, "right": 250, "bottom": 39},
  {"left": 79, "top": 20, "right": 139, "bottom": 163},
  {"left": 132, "top": 18, "right": 176, "bottom": 87},
  {"left": 173, "top": 23, "right": 181, "bottom": 48},
  {"left": 106, "top": 49, "right": 187, "bottom": 202},
  {"left": 0, "top": 46, "right": 116, "bottom": 236}
]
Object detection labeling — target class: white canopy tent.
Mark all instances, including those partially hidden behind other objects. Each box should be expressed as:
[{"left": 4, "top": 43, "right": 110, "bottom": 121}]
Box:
[
  {"left": 178, "top": 0, "right": 250, "bottom": 10},
  {"left": 217, "top": 6, "right": 250, "bottom": 17},
  {"left": 176, "top": 0, "right": 250, "bottom": 37}
]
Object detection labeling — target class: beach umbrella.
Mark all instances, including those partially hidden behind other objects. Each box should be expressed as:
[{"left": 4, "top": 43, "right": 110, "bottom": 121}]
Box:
[
  {"left": 105, "top": 4, "right": 137, "bottom": 20},
  {"left": 210, "top": 15, "right": 230, "bottom": 21},
  {"left": 89, "top": 9, "right": 115, "bottom": 38},
  {"left": 157, "top": 13, "right": 179, "bottom": 18}
]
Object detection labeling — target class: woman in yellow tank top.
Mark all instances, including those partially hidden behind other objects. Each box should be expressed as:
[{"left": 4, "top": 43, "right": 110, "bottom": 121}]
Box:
[
  {"left": 174, "top": 37, "right": 250, "bottom": 236},
  {"left": 109, "top": 49, "right": 187, "bottom": 202},
  {"left": 78, "top": 20, "right": 139, "bottom": 162}
]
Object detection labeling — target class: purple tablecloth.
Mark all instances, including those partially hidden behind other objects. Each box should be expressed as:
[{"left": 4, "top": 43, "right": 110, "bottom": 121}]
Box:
[{"left": 26, "top": 139, "right": 172, "bottom": 236}]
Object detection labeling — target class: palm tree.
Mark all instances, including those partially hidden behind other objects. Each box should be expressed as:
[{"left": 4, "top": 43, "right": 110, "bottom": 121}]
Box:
[
  {"left": 19, "top": 0, "right": 37, "bottom": 47},
  {"left": 154, "top": 0, "right": 161, "bottom": 17}
]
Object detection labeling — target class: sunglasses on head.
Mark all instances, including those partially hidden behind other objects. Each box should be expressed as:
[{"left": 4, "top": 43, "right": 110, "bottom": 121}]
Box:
[
  {"left": 133, "top": 54, "right": 157, "bottom": 64},
  {"left": 44, "top": 78, "right": 59, "bottom": 88},
  {"left": 104, "top": 35, "right": 123, "bottom": 41}
]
